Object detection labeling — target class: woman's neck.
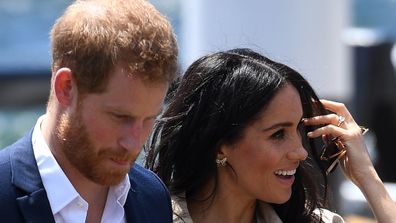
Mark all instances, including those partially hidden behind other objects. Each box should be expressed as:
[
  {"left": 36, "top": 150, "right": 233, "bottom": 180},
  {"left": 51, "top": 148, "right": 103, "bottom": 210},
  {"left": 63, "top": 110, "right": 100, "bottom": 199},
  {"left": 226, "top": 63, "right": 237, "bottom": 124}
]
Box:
[{"left": 187, "top": 179, "right": 257, "bottom": 223}]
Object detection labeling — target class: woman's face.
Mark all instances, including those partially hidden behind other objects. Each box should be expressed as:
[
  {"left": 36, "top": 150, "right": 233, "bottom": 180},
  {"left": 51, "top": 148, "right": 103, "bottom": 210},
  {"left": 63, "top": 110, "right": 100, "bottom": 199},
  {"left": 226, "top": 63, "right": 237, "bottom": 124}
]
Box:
[{"left": 219, "top": 84, "right": 308, "bottom": 204}]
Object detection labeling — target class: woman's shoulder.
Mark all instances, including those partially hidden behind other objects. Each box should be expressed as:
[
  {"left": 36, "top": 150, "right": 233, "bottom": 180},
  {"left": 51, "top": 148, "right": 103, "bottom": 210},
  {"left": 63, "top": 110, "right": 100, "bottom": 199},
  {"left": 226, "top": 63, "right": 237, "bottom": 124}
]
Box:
[
  {"left": 172, "top": 194, "right": 194, "bottom": 223},
  {"left": 313, "top": 208, "right": 345, "bottom": 223},
  {"left": 171, "top": 196, "right": 345, "bottom": 223},
  {"left": 257, "top": 202, "right": 345, "bottom": 223}
]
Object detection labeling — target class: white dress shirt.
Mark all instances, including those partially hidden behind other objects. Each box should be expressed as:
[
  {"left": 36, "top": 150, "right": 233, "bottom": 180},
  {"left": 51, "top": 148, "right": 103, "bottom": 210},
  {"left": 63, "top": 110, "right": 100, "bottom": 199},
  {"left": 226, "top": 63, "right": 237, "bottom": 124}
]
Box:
[{"left": 32, "top": 115, "right": 130, "bottom": 223}]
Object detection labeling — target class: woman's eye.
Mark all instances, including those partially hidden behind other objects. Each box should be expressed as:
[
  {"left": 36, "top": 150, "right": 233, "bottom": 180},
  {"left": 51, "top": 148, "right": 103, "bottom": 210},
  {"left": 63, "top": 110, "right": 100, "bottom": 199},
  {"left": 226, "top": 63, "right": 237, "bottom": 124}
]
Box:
[{"left": 271, "top": 129, "right": 285, "bottom": 140}]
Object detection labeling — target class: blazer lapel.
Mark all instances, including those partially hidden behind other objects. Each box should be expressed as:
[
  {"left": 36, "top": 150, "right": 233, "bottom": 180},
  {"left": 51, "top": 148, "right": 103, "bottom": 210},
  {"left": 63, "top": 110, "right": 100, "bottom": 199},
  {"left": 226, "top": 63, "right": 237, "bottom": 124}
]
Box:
[
  {"left": 10, "top": 131, "right": 55, "bottom": 223},
  {"left": 124, "top": 175, "right": 149, "bottom": 223},
  {"left": 124, "top": 189, "right": 137, "bottom": 223},
  {"left": 16, "top": 189, "right": 55, "bottom": 223}
]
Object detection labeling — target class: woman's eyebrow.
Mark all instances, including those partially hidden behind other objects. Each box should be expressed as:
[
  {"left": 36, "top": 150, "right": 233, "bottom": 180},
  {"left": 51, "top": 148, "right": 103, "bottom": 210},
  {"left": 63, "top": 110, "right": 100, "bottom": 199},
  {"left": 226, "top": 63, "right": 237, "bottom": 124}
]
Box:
[{"left": 261, "top": 122, "right": 293, "bottom": 132}]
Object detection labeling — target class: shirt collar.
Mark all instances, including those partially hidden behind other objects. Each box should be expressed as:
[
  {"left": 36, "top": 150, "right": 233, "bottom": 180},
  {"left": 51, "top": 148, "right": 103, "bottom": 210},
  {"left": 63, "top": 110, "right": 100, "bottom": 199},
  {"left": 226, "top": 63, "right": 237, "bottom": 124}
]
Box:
[
  {"left": 109, "top": 173, "right": 130, "bottom": 207},
  {"left": 32, "top": 115, "right": 131, "bottom": 215},
  {"left": 32, "top": 115, "right": 79, "bottom": 214}
]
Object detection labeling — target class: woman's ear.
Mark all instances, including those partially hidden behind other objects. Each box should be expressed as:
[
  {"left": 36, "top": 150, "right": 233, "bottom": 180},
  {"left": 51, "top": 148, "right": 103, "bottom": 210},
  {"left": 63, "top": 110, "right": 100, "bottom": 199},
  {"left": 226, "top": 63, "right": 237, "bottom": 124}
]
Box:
[
  {"left": 216, "top": 144, "right": 231, "bottom": 167},
  {"left": 217, "top": 144, "right": 227, "bottom": 159},
  {"left": 217, "top": 143, "right": 233, "bottom": 160},
  {"left": 54, "top": 68, "right": 76, "bottom": 106}
]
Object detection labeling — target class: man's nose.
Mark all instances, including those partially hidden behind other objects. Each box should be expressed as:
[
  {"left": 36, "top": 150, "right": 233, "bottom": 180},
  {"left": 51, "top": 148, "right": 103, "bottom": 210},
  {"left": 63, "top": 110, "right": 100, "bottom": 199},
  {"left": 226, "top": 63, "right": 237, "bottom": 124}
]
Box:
[{"left": 118, "top": 123, "right": 145, "bottom": 152}]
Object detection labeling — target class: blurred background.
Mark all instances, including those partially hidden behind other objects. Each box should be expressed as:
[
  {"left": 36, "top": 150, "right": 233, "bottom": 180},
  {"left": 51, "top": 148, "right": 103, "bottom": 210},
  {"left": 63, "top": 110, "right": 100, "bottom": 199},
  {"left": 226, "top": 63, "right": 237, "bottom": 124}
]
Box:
[{"left": 1, "top": 0, "right": 396, "bottom": 221}]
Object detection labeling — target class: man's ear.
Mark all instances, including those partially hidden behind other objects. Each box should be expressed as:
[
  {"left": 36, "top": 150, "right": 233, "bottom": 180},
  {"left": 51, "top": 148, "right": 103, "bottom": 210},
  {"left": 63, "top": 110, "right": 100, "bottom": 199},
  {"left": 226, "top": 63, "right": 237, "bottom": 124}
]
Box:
[{"left": 54, "top": 68, "right": 76, "bottom": 106}]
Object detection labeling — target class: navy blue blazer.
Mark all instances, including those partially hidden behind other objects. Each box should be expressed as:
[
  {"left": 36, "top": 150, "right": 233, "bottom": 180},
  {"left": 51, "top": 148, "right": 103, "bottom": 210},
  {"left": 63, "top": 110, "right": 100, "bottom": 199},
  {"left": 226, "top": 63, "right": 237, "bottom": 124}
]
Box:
[{"left": 0, "top": 131, "right": 172, "bottom": 223}]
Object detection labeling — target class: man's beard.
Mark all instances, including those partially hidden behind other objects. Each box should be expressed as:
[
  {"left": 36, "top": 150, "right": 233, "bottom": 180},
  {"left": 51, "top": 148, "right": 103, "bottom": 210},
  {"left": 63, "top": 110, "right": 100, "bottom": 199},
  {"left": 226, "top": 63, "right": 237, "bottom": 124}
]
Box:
[{"left": 57, "top": 107, "right": 135, "bottom": 186}]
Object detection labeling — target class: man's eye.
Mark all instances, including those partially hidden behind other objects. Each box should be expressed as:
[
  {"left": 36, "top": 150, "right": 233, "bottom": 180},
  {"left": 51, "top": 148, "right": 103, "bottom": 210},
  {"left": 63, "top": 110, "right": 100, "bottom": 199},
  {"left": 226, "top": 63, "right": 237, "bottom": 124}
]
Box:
[
  {"left": 114, "top": 114, "right": 130, "bottom": 121},
  {"left": 115, "top": 114, "right": 125, "bottom": 119}
]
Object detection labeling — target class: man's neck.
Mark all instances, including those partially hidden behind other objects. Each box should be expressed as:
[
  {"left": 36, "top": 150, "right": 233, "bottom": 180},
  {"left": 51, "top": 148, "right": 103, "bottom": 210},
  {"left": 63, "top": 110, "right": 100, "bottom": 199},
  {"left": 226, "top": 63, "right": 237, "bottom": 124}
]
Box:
[
  {"left": 41, "top": 112, "right": 110, "bottom": 221},
  {"left": 61, "top": 162, "right": 110, "bottom": 223},
  {"left": 85, "top": 186, "right": 109, "bottom": 223}
]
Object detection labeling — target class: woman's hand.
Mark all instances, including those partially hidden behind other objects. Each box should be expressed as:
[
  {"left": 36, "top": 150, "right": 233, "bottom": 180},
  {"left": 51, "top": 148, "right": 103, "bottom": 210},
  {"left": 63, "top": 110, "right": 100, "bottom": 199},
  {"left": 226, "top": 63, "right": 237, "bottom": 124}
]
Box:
[
  {"left": 304, "top": 99, "right": 396, "bottom": 223},
  {"left": 303, "top": 99, "right": 373, "bottom": 186}
]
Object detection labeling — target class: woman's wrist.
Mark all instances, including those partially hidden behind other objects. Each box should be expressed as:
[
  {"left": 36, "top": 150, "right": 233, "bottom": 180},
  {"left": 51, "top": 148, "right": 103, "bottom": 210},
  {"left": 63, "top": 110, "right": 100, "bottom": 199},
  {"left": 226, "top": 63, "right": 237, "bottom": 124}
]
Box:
[{"left": 351, "top": 165, "right": 380, "bottom": 189}]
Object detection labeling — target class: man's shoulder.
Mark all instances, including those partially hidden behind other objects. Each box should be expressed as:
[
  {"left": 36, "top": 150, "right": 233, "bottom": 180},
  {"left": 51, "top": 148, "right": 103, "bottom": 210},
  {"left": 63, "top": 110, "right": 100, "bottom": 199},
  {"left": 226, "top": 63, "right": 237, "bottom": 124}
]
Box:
[
  {"left": 128, "top": 163, "right": 170, "bottom": 203},
  {"left": 0, "top": 136, "right": 32, "bottom": 222},
  {"left": 0, "top": 145, "right": 11, "bottom": 164},
  {"left": 129, "top": 163, "right": 166, "bottom": 190},
  {"left": 0, "top": 144, "right": 12, "bottom": 182},
  {"left": 0, "top": 132, "right": 32, "bottom": 164},
  {"left": 0, "top": 131, "right": 39, "bottom": 193},
  {"left": 126, "top": 163, "right": 172, "bottom": 222},
  {"left": 1, "top": 131, "right": 32, "bottom": 150}
]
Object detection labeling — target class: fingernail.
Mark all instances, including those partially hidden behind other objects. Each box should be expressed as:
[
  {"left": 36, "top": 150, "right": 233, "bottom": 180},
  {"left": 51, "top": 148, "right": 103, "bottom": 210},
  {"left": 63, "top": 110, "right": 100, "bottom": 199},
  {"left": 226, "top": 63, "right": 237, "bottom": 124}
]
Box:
[{"left": 307, "top": 132, "right": 313, "bottom": 137}]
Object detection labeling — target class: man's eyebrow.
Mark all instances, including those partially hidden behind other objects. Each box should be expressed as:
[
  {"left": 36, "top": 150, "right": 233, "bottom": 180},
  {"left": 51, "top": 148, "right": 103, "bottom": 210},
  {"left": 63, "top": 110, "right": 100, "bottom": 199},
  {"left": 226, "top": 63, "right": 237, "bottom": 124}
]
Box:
[{"left": 105, "top": 105, "right": 163, "bottom": 119}]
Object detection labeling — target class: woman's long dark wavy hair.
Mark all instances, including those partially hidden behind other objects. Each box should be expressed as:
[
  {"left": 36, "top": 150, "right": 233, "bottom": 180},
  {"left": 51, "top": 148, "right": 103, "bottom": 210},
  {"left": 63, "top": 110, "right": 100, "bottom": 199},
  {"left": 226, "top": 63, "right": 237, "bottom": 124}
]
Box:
[{"left": 145, "top": 48, "right": 330, "bottom": 222}]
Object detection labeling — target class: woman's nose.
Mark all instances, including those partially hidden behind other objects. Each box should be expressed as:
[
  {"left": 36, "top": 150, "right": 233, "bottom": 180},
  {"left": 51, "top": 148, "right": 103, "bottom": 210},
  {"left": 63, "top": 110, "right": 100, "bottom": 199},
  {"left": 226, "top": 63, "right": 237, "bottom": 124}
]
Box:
[{"left": 287, "top": 140, "right": 308, "bottom": 161}]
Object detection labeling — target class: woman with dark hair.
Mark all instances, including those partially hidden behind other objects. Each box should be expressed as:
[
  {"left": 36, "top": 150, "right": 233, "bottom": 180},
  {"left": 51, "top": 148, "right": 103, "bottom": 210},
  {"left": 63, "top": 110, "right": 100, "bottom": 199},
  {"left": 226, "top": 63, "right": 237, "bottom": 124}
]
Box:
[{"left": 145, "top": 48, "right": 396, "bottom": 222}]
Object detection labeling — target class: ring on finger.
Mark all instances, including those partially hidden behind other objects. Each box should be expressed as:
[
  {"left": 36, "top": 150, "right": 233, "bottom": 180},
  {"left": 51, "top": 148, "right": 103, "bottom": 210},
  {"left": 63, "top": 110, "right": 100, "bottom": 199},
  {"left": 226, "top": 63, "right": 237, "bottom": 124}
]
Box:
[{"left": 337, "top": 115, "right": 345, "bottom": 127}]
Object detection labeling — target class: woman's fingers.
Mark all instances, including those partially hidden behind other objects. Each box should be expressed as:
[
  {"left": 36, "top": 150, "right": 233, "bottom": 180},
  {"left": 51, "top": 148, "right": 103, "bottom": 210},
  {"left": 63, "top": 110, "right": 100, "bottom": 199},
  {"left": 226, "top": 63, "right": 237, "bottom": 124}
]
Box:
[
  {"left": 305, "top": 124, "right": 347, "bottom": 138},
  {"left": 319, "top": 99, "right": 349, "bottom": 115},
  {"left": 304, "top": 99, "right": 363, "bottom": 139},
  {"left": 303, "top": 113, "right": 340, "bottom": 128},
  {"left": 319, "top": 99, "right": 355, "bottom": 122}
]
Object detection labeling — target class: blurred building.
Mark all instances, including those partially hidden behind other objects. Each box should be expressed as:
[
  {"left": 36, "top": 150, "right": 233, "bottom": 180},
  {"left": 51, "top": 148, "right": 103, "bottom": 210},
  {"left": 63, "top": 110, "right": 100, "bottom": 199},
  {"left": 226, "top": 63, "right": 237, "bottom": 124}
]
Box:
[
  {"left": 179, "top": 0, "right": 350, "bottom": 101},
  {"left": 0, "top": 0, "right": 71, "bottom": 148}
]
